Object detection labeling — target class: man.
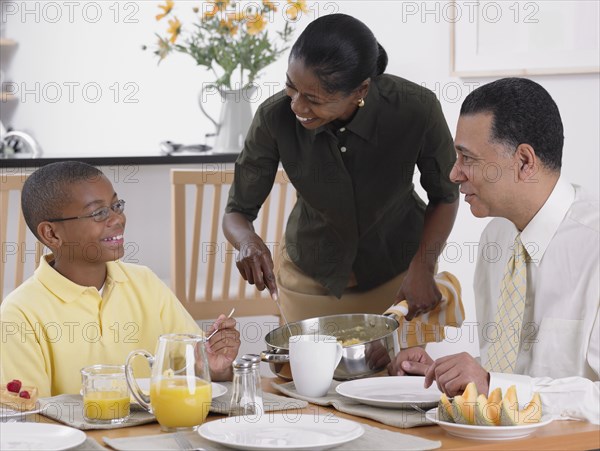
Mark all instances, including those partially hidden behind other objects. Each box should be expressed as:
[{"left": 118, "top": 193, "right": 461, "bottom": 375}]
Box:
[{"left": 389, "top": 78, "right": 599, "bottom": 423}]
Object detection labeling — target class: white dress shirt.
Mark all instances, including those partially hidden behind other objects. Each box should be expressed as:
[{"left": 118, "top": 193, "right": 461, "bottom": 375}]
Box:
[{"left": 474, "top": 176, "right": 599, "bottom": 423}]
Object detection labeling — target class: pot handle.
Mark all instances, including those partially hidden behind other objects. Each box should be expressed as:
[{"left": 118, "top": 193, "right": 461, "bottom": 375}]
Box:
[
  {"left": 384, "top": 300, "right": 409, "bottom": 320},
  {"left": 260, "top": 351, "right": 289, "bottom": 363}
]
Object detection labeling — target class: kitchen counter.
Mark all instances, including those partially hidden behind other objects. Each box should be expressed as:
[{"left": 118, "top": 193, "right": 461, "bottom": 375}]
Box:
[{"left": 0, "top": 151, "right": 238, "bottom": 168}]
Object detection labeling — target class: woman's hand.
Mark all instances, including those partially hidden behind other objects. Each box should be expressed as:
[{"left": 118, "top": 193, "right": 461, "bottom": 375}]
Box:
[
  {"left": 205, "top": 314, "right": 241, "bottom": 381},
  {"left": 223, "top": 212, "right": 279, "bottom": 301},
  {"left": 395, "top": 263, "right": 441, "bottom": 320},
  {"left": 236, "top": 234, "right": 279, "bottom": 300}
]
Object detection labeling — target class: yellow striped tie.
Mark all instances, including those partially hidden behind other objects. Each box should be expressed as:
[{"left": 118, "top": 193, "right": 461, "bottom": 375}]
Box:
[{"left": 485, "top": 234, "right": 528, "bottom": 373}]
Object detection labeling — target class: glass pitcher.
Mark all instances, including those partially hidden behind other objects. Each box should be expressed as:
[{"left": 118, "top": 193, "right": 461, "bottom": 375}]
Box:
[{"left": 125, "top": 333, "right": 212, "bottom": 432}]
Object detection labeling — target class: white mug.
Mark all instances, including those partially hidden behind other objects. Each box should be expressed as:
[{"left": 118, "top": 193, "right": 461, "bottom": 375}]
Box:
[{"left": 289, "top": 334, "right": 343, "bottom": 397}]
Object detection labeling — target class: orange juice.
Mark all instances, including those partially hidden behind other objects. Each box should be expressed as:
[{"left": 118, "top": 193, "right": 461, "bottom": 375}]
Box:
[
  {"left": 150, "top": 377, "right": 212, "bottom": 428},
  {"left": 83, "top": 390, "right": 130, "bottom": 421}
]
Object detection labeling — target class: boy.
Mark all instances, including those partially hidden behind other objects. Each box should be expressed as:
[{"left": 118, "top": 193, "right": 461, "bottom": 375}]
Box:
[{"left": 1, "top": 162, "right": 240, "bottom": 397}]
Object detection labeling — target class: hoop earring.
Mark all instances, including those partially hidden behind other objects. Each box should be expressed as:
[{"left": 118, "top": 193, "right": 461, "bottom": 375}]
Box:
[{"left": 357, "top": 98, "right": 365, "bottom": 108}]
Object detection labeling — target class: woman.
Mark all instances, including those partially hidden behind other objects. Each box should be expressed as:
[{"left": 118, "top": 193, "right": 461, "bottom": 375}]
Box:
[{"left": 223, "top": 14, "right": 458, "bottom": 323}]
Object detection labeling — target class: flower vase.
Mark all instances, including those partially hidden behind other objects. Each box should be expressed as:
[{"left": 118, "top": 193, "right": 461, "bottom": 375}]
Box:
[{"left": 199, "top": 85, "right": 256, "bottom": 154}]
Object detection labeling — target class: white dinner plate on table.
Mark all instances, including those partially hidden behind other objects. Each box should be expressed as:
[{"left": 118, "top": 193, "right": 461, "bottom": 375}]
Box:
[
  {"left": 425, "top": 408, "right": 553, "bottom": 440},
  {"left": 0, "top": 423, "right": 86, "bottom": 450},
  {"left": 0, "top": 403, "right": 44, "bottom": 420},
  {"left": 335, "top": 376, "right": 441, "bottom": 409},
  {"left": 199, "top": 414, "right": 364, "bottom": 450}
]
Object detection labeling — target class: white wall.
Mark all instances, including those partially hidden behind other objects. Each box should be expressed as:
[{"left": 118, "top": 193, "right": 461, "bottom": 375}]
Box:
[{"left": 2, "top": 1, "right": 599, "bottom": 361}]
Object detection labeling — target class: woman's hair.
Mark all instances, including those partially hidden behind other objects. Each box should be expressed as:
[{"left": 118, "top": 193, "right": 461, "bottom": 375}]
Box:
[{"left": 289, "top": 13, "right": 388, "bottom": 94}]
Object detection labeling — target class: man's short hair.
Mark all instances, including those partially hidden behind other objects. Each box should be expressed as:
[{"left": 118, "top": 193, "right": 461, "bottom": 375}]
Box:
[
  {"left": 460, "top": 77, "right": 563, "bottom": 171},
  {"left": 22, "top": 161, "right": 104, "bottom": 240}
]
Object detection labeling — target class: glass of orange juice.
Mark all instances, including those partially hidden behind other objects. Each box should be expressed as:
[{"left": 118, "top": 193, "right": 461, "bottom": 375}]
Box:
[
  {"left": 125, "top": 334, "right": 212, "bottom": 432},
  {"left": 81, "top": 364, "right": 130, "bottom": 424}
]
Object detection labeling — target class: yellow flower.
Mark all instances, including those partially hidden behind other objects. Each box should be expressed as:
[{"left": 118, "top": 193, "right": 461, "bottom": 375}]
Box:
[
  {"left": 156, "top": 0, "right": 174, "bottom": 21},
  {"left": 156, "top": 36, "right": 171, "bottom": 60},
  {"left": 167, "top": 17, "right": 182, "bottom": 43},
  {"left": 262, "top": 0, "right": 278, "bottom": 12},
  {"left": 219, "top": 18, "right": 238, "bottom": 36},
  {"left": 285, "top": 0, "right": 308, "bottom": 20},
  {"left": 226, "top": 11, "right": 245, "bottom": 23},
  {"left": 204, "top": 1, "right": 229, "bottom": 18},
  {"left": 246, "top": 13, "right": 266, "bottom": 35},
  {"left": 149, "top": 0, "right": 307, "bottom": 90}
]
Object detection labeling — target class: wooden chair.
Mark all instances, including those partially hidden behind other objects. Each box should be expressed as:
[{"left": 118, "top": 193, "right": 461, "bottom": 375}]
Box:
[
  {"left": 0, "top": 173, "right": 44, "bottom": 301},
  {"left": 171, "top": 168, "right": 294, "bottom": 319}
]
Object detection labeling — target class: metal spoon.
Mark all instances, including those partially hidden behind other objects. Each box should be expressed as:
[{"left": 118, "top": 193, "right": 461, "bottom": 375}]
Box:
[
  {"left": 205, "top": 307, "right": 235, "bottom": 341},
  {"left": 273, "top": 296, "right": 293, "bottom": 338}
]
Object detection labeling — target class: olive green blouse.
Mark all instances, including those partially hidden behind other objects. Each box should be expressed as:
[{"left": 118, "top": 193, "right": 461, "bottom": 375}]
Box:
[{"left": 226, "top": 74, "right": 458, "bottom": 297}]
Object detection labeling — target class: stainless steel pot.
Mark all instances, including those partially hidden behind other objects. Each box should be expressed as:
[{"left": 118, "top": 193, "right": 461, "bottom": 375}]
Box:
[{"left": 261, "top": 314, "right": 400, "bottom": 381}]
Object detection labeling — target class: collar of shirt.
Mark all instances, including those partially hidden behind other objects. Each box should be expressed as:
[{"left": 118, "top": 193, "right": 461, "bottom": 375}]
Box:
[
  {"left": 310, "top": 81, "right": 380, "bottom": 145},
  {"left": 521, "top": 175, "right": 576, "bottom": 266},
  {"left": 35, "top": 254, "right": 128, "bottom": 303}
]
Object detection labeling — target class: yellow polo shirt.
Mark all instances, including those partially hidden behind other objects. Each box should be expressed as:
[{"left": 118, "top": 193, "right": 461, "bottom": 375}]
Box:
[{"left": 0, "top": 256, "right": 201, "bottom": 397}]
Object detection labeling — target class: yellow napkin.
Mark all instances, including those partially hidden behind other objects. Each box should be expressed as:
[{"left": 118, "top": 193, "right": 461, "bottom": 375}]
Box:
[{"left": 384, "top": 271, "right": 464, "bottom": 348}]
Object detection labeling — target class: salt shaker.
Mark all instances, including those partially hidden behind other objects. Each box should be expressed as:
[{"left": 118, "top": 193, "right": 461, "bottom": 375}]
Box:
[
  {"left": 242, "top": 353, "right": 263, "bottom": 409},
  {"left": 228, "top": 357, "right": 263, "bottom": 417}
]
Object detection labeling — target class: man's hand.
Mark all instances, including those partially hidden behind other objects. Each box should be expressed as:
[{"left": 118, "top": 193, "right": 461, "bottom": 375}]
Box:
[
  {"left": 205, "top": 314, "right": 241, "bottom": 381},
  {"left": 387, "top": 347, "right": 434, "bottom": 376},
  {"left": 424, "top": 352, "right": 489, "bottom": 397},
  {"left": 396, "top": 264, "right": 441, "bottom": 321}
]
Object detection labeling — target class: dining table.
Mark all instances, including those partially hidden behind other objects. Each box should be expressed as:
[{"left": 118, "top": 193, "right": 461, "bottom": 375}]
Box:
[{"left": 31, "top": 377, "right": 600, "bottom": 451}]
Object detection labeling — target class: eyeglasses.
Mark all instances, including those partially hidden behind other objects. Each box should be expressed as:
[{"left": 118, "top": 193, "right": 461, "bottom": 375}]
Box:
[{"left": 47, "top": 199, "right": 126, "bottom": 223}]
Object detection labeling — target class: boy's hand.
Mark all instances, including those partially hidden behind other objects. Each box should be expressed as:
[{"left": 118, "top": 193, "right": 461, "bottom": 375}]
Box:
[{"left": 205, "top": 314, "right": 241, "bottom": 381}]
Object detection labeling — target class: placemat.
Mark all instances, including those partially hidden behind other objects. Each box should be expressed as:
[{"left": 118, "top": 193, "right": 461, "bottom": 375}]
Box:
[
  {"left": 38, "top": 395, "right": 155, "bottom": 430},
  {"left": 39, "top": 384, "right": 307, "bottom": 430},
  {"left": 209, "top": 381, "right": 308, "bottom": 414},
  {"left": 103, "top": 420, "right": 441, "bottom": 450},
  {"left": 272, "top": 380, "right": 434, "bottom": 428}
]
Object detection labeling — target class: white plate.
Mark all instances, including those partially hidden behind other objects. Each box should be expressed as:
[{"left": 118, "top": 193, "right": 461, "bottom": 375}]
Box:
[
  {"left": 425, "top": 409, "right": 553, "bottom": 441},
  {"left": 0, "top": 404, "right": 44, "bottom": 420},
  {"left": 0, "top": 423, "right": 86, "bottom": 450},
  {"left": 89, "top": 378, "right": 228, "bottom": 400},
  {"left": 199, "top": 414, "right": 364, "bottom": 450},
  {"left": 335, "top": 376, "right": 441, "bottom": 409}
]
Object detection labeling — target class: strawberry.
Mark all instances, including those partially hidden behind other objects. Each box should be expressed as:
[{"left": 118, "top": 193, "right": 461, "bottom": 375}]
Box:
[
  {"left": 6, "top": 379, "right": 21, "bottom": 393},
  {"left": 19, "top": 391, "right": 30, "bottom": 399}
]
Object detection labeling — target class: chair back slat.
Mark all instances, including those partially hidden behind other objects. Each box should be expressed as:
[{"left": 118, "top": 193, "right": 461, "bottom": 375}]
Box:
[
  {"left": 205, "top": 184, "right": 222, "bottom": 302},
  {"left": 171, "top": 168, "right": 293, "bottom": 319},
  {"left": 188, "top": 185, "right": 204, "bottom": 303},
  {"left": 273, "top": 182, "right": 289, "bottom": 271},
  {"left": 221, "top": 241, "right": 234, "bottom": 299},
  {"left": 14, "top": 202, "right": 27, "bottom": 287},
  {"left": 1, "top": 174, "right": 44, "bottom": 301}
]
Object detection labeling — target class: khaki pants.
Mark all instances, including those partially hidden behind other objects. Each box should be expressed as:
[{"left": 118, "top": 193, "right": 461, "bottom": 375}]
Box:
[{"left": 276, "top": 247, "right": 407, "bottom": 323}]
